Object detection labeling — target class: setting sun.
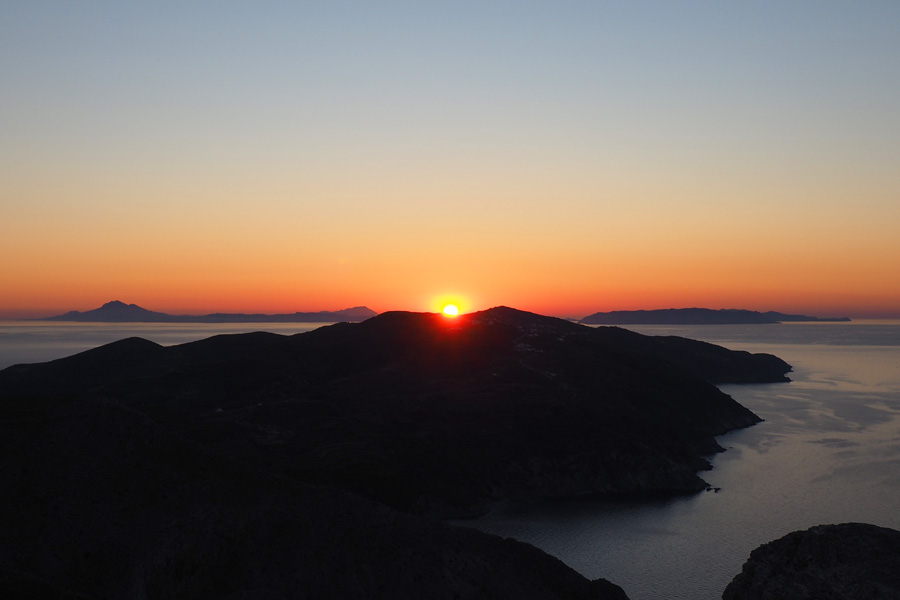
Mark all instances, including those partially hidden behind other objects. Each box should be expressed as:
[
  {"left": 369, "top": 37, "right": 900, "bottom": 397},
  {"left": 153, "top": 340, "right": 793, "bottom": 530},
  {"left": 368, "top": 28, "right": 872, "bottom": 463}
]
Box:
[{"left": 431, "top": 294, "right": 469, "bottom": 315}]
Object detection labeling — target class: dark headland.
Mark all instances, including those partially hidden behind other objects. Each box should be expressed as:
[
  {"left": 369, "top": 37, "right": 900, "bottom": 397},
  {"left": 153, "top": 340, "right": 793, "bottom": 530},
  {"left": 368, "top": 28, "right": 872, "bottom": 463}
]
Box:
[
  {"left": 724, "top": 523, "right": 900, "bottom": 600},
  {"left": 0, "top": 306, "right": 793, "bottom": 599},
  {"left": 42, "top": 299, "right": 377, "bottom": 323},
  {"left": 580, "top": 307, "right": 851, "bottom": 325}
]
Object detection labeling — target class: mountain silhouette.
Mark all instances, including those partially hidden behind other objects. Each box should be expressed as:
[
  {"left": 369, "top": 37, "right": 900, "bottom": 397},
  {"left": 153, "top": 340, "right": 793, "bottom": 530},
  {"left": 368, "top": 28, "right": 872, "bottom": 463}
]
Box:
[
  {"left": 580, "top": 307, "right": 851, "bottom": 325},
  {"left": 0, "top": 306, "right": 792, "bottom": 599},
  {"left": 44, "top": 300, "right": 377, "bottom": 322}
]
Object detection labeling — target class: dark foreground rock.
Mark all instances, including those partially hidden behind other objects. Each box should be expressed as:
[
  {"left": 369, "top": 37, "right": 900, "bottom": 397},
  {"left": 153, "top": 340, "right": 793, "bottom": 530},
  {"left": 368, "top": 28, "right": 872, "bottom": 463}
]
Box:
[
  {"left": 0, "top": 395, "right": 627, "bottom": 600},
  {"left": 723, "top": 523, "right": 900, "bottom": 600}
]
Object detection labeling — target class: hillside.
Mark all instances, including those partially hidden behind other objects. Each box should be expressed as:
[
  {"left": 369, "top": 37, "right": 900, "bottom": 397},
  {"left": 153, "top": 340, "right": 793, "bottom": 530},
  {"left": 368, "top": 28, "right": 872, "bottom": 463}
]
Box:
[{"left": 0, "top": 306, "right": 793, "bottom": 599}]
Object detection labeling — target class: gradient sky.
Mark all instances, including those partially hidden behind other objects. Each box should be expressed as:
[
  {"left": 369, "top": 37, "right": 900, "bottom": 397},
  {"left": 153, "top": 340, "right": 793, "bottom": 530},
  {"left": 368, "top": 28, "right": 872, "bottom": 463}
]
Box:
[{"left": 2, "top": 1, "right": 899, "bottom": 319}]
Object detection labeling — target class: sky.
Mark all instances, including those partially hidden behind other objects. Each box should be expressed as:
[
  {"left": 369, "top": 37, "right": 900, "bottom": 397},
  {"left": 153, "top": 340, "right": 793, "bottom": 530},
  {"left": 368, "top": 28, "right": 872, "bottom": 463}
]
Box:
[{"left": 2, "top": 1, "right": 899, "bottom": 319}]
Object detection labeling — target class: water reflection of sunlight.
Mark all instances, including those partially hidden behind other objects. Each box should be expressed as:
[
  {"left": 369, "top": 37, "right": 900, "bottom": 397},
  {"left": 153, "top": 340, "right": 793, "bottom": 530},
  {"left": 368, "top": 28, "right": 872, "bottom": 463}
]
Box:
[{"left": 788, "top": 347, "right": 900, "bottom": 394}]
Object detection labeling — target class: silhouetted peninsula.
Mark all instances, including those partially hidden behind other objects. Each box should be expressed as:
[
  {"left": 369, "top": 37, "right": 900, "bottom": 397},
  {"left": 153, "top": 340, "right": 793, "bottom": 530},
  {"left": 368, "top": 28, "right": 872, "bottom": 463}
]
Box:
[
  {"left": 44, "top": 299, "right": 377, "bottom": 323},
  {"left": 0, "top": 306, "right": 792, "bottom": 599},
  {"left": 580, "top": 307, "right": 851, "bottom": 325}
]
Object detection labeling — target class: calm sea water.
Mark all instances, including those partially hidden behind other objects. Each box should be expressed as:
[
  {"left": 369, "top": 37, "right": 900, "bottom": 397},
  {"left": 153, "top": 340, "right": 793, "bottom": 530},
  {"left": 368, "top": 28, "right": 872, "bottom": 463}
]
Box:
[
  {"left": 465, "top": 320, "right": 900, "bottom": 600},
  {"left": 2, "top": 320, "right": 899, "bottom": 599}
]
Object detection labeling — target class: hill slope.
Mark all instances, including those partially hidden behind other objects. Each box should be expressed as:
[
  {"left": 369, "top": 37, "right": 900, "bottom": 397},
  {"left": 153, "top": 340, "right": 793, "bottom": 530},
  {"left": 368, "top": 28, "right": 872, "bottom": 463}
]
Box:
[
  {"left": 3, "top": 306, "right": 788, "bottom": 515},
  {"left": 0, "top": 306, "right": 792, "bottom": 598}
]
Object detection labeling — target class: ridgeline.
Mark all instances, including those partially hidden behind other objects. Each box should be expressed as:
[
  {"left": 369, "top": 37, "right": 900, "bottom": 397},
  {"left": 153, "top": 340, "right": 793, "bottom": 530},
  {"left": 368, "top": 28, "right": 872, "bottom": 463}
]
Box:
[{"left": 0, "top": 306, "right": 793, "bottom": 599}]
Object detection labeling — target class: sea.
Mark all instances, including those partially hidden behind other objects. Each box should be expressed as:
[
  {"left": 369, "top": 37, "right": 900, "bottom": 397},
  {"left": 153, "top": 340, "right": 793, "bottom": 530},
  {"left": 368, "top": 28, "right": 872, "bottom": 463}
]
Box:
[
  {"left": 466, "top": 320, "right": 900, "bottom": 600},
  {"left": 1, "top": 319, "right": 899, "bottom": 599}
]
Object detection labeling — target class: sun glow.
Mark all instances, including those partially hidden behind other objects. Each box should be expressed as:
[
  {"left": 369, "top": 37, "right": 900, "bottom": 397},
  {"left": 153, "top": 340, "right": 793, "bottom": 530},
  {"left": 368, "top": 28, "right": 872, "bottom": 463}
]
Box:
[{"left": 431, "top": 294, "right": 470, "bottom": 315}]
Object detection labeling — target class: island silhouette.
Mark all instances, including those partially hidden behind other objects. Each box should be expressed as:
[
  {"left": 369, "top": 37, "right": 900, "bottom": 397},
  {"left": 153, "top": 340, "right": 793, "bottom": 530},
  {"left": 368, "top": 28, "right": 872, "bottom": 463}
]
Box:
[
  {"left": 41, "top": 301, "right": 851, "bottom": 327},
  {"left": 43, "top": 299, "right": 377, "bottom": 323},
  {"left": 1, "top": 306, "right": 835, "bottom": 599},
  {"left": 580, "top": 307, "right": 851, "bottom": 325}
]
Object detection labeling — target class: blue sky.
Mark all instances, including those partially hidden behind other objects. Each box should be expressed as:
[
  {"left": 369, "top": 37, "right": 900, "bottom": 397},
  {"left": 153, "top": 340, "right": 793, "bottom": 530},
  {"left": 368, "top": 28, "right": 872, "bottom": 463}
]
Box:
[{"left": 2, "top": 2, "right": 899, "bottom": 317}]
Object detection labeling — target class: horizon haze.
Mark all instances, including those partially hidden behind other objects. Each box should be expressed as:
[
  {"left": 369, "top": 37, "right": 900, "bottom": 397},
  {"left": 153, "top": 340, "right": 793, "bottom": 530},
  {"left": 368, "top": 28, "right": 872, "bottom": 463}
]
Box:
[{"left": 17, "top": 299, "right": 857, "bottom": 324}]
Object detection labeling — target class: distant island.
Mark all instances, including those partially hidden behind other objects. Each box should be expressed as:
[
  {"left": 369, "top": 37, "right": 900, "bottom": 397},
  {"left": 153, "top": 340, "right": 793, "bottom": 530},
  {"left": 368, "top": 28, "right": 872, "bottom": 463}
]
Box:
[
  {"left": 42, "top": 300, "right": 378, "bottom": 323},
  {"left": 579, "top": 308, "right": 851, "bottom": 325}
]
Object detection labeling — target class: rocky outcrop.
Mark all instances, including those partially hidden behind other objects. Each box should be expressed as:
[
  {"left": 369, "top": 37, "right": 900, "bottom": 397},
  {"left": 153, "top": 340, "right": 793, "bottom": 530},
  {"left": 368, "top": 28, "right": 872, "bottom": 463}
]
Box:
[
  {"left": 0, "top": 396, "right": 627, "bottom": 600},
  {"left": 723, "top": 523, "right": 900, "bottom": 600}
]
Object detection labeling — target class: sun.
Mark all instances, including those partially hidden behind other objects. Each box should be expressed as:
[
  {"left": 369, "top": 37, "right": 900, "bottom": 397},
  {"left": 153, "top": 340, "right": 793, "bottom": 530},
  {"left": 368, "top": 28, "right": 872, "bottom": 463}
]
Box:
[{"left": 431, "top": 293, "right": 469, "bottom": 316}]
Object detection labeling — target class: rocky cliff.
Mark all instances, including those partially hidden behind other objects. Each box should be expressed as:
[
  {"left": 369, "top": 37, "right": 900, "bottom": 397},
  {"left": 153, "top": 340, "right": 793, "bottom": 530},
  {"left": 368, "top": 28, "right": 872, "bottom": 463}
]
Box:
[
  {"left": 0, "top": 394, "right": 627, "bottom": 600},
  {"left": 723, "top": 523, "right": 900, "bottom": 600}
]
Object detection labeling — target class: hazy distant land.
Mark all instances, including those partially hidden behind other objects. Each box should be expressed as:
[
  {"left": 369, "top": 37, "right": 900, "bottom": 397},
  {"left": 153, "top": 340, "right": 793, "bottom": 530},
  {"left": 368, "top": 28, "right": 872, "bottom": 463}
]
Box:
[
  {"left": 39, "top": 301, "right": 852, "bottom": 327},
  {"left": 579, "top": 307, "right": 851, "bottom": 325},
  {"left": 42, "top": 300, "right": 377, "bottom": 323}
]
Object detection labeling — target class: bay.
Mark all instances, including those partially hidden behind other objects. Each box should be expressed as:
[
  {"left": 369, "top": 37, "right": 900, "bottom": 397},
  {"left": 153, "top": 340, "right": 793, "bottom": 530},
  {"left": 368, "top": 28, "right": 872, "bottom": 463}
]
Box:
[{"left": 464, "top": 320, "right": 900, "bottom": 600}]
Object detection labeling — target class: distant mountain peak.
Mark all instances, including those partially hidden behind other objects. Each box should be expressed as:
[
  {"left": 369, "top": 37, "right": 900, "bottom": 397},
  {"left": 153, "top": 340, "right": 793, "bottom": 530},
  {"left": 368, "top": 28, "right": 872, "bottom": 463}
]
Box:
[
  {"left": 97, "top": 300, "right": 149, "bottom": 313},
  {"left": 44, "top": 301, "right": 377, "bottom": 323}
]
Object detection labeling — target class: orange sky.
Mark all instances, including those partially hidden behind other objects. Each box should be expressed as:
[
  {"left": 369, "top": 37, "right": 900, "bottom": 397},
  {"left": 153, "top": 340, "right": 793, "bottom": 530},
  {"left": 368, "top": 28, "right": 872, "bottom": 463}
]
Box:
[{"left": 2, "top": 3, "right": 899, "bottom": 320}]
